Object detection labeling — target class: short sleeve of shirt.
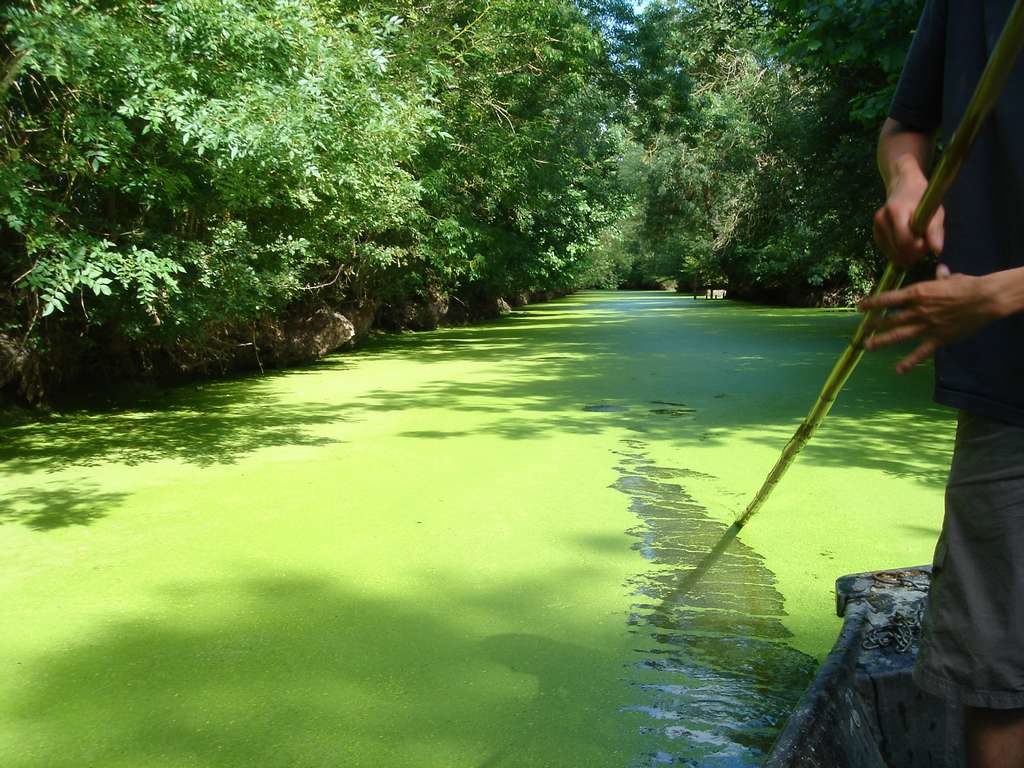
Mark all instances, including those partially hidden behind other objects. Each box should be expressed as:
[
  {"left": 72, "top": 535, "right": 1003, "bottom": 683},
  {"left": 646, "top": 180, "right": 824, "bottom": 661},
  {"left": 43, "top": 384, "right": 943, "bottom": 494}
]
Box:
[{"left": 889, "top": 0, "right": 948, "bottom": 132}]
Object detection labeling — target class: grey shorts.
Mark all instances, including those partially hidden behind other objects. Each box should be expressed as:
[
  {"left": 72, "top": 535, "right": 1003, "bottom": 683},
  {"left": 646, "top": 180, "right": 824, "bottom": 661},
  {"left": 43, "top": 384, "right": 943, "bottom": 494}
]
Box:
[{"left": 914, "top": 410, "right": 1024, "bottom": 709}]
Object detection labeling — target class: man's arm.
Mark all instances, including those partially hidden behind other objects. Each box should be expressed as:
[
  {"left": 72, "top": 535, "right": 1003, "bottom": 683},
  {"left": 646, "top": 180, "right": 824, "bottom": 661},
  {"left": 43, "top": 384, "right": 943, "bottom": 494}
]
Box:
[
  {"left": 878, "top": 117, "right": 933, "bottom": 189},
  {"left": 873, "top": 118, "right": 944, "bottom": 265},
  {"left": 863, "top": 120, "right": 1023, "bottom": 374},
  {"left": 989, "top": 266, "right": 1024, "bottom": 316}
]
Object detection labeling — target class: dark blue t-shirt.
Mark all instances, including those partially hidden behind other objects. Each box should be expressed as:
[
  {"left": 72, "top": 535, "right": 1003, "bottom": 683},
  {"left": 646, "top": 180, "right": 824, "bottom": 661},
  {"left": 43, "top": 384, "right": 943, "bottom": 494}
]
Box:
[{"left": 890, "top": 0, "right": 1024, "bottom": 426}]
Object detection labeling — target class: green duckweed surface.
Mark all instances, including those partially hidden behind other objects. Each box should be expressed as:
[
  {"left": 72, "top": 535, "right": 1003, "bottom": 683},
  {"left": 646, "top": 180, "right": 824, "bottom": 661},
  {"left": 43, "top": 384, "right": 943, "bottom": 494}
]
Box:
[{"left": 0, "top": 292, "right": 954, "bottom": 766}]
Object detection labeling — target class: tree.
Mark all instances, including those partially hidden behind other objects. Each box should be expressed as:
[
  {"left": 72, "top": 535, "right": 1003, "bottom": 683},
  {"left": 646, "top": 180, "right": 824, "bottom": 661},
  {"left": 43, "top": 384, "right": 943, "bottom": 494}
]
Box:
[{"left": 0, "top": 0, "right": 630, "bottom": 399}]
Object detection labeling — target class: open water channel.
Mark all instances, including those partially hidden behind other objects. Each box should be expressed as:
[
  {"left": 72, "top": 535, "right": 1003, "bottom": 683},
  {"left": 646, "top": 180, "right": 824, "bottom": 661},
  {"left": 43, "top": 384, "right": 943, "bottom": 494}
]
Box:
[{"left": 0, "top": 292, "right": 955, "bottom": 766}]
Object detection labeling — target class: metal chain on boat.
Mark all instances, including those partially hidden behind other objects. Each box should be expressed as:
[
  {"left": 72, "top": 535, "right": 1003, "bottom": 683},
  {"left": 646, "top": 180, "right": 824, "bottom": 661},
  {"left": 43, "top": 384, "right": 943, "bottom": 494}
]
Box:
[
  {"left": 862, "top": 604, "right": 925, "bottom": 653},
  {"left": 870, "top": 570, "right": 930, "bottom": 592},
  {"left": 859, "top": 571, "right": 930, "bottom": 652}
]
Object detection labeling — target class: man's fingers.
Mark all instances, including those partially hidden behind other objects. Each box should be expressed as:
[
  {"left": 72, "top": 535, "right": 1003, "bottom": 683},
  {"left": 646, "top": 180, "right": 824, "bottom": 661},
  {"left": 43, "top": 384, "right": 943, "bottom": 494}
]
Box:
[
  {"left": 865, "top": 323, "right": 927, "bottom": 351},
  {"left": 896, "top": 338, "right": 939, "bottom": 374},
  {"left": 859, "top": 286, "right": 914, "bottom": 311},
  {"left": 866, "top": 308, "right": 920, "bottom": 334},
  {"left": 873, "top": 208, "right": 897, "bottom": 260},
  {"left": 936, "top": 263, "right": 951, "bottom": 280},
  {"left": 874, "top": 205, "right": 927, "bottom": 266},
  {"left": 925, "top": 205, "right": 945, "bottom": 256},
  {"left": 887, "top": 205, "right": 928, "bottom": 266},
  {"left": 887, "top": 205, "right": 913, "bottom": 249}
]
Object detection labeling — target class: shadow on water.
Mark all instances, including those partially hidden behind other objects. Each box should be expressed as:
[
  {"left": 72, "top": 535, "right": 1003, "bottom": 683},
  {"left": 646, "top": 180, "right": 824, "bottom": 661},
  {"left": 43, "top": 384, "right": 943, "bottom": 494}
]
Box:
[
  {"left": 1, "top": 293, "right": 953, "bottom": 483},
  {"left": 0, "top": 378, "right": 350, "bottom": 530},
  {"left": 341, "top": 294, "right": 955, "bottom": 487},
  {"left": 0, "top": 293, "right": 953, "bottom": 763},
  {"left": 0, "top": 380, "right": 345, "bottom": 474},
  {"left": 1, "top": 294, "right": 952, "bottom": 535},
  {"left": 2, "top": 573, "right": 650, "bottom": 768},
  {"left": 0, "top": 484, "right": 129, "bottom": 530},
  {"left": 613, "top": 438, "right": 817, "bottom": 766}
]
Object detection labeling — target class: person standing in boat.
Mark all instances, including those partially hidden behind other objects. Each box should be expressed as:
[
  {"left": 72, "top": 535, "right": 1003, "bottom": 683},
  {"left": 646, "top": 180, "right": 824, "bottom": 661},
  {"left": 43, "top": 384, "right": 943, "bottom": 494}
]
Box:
[{"left": 863, "top": 1, "right": 1024, "bottom": 765}]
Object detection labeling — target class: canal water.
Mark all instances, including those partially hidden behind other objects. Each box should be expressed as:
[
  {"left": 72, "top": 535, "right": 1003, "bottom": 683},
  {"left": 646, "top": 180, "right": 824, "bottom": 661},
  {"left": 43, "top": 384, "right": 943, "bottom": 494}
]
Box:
[{"left": 0, "top": 292, "right": 954, "bottom": 766}]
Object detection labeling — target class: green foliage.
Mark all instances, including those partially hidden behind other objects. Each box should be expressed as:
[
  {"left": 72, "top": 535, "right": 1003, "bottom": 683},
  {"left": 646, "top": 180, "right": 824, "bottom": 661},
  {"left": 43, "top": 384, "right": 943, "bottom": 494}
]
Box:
[
  {"left": 616, "top": 0, "right": 921, "bottom": 304},
  {"left": 2, "top": 0, "right": 435, "bottom": 339},
  {"left": 1, "top": 0, "right": 627, "bottom": 388},
  {"left": 0, "top": 0, "right": 933, "bottom": 397},
  {"left": 773, "top": 0, "right": 922, "bottom": 124}
]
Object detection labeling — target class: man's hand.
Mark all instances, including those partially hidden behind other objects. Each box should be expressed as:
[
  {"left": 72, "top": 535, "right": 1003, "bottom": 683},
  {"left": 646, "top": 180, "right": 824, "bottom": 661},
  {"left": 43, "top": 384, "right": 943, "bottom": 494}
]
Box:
[
  {"left": 872, "top": 160, "right": 945, "bottom": 267},
  {"left": 859, "top": 265, "right": 1002, "bottom": 373}
]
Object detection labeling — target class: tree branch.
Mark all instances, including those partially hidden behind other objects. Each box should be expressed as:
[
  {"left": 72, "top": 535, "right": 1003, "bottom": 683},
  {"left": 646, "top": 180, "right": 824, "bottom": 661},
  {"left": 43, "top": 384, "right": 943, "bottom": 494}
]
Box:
[{"left": 0, "top": 49, "right": 27, "bottom": 103}]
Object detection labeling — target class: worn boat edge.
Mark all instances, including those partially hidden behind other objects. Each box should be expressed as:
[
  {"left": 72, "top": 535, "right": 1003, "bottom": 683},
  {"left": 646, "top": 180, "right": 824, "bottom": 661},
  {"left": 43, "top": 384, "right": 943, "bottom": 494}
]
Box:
[{"left": 764, "top": 566, "right": 965, "bottom": 768}]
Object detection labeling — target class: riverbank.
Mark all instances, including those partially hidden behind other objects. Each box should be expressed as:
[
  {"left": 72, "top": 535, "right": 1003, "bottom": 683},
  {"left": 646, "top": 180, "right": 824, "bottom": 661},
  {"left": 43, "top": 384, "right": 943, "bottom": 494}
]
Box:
[
  {"left": 0, "top": 287, "right": 569, "bottom": 407},
  {"left": 0, "top": 292, "right": 953, "bottom": 766}
]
